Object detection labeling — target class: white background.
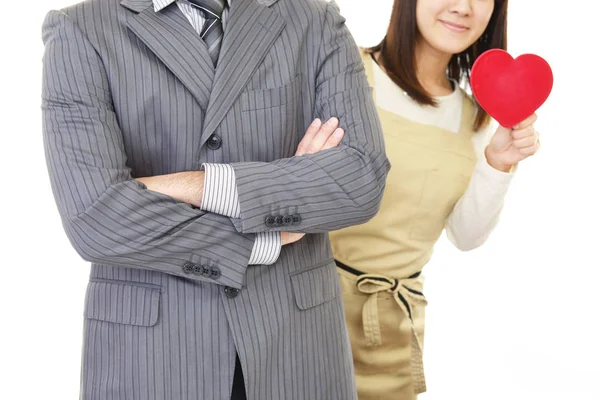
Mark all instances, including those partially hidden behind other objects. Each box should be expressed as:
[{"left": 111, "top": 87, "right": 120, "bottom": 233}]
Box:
[{"left": 1, "top": 0, "right": 598, "bottom": 399}]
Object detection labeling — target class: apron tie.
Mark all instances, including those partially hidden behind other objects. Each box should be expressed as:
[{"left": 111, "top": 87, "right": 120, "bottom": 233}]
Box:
[{"left": 336, "top": 260, "right": 428, "bottom": 394}]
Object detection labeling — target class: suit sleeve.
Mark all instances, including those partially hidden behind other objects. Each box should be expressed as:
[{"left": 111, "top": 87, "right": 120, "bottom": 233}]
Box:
[
  {"left": 41, "top": 9, "right": 256, "bottom": 289},
  {"left": 227, "top": 1, "right": 391, "bottom": 234}
]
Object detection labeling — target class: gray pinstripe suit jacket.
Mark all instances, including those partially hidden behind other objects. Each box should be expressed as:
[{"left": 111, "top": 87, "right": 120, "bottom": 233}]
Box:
[{"left": 41, "top": 0, "right": 390, "bottom": 398}]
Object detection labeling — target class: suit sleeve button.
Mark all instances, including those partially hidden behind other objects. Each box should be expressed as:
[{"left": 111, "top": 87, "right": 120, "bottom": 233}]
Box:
[
  {"left": 210, "top": 266, "right": 221, "bottom": 280},
  {"left": 183, "top": 262, "right": 195, "bottom": 274},
  {"left": 265, "top": 215, "right": 276, "bottom": 227},
  {"left": 292, "top": 214, "right": 302, "bottom": 225},
  {"left": 192, "top": 264, "right": 204, "bottom": 275}
]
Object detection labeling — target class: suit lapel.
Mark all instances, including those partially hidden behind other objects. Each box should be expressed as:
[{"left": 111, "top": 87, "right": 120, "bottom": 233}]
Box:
[
  {"left": 199, "top": 0, "right": 286, "bottom": 145},
  {"left": 122, "top": 0, "right": 215, "bottom": 111}
]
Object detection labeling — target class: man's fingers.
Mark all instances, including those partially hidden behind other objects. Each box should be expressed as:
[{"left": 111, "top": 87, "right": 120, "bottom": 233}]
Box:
[
  {"left": 322, "top": 128, "right": 345, "bottom": 151},
  {"left": 281, "top": 232, "right": 306, "bottom": 246},
  {"left": 306, "top": 117, "right": 339, "bottom": 154},
  {"left": 296, "top": 118, "right": 322, "bottom": 156},
  {"left": 297, "top": 117, "right": 343, "bottom": 156}
]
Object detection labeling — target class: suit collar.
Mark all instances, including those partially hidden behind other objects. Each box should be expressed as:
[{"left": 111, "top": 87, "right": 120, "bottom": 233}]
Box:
[
  {"left": 152, "top": 0, "right": 233, "bottom": 13},
  {"left": 121, "top": 0, "right": 279, "bottom": 13},
  {"left": 120, "top": 0, "right": 153, "bottom": 13}
]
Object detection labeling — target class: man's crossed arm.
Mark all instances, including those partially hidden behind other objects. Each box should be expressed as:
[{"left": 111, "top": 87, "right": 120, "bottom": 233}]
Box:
[{"left": 135, "top": 117, "right": 346, "bottom": 253}]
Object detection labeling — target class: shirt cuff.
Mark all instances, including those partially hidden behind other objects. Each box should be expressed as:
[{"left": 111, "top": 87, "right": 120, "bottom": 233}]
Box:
[
  {"left": 200, "top": 163, "right": 241, "bottom": 219},
  {"left": 249, "top": 232, "right": 282, "bottom": 265},
  {"left": 478, "top": 155, "right": 517, "bottom": 184}
]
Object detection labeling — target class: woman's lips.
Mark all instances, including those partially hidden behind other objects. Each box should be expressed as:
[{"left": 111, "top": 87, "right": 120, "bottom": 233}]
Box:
[{"left": 440, "top": 20, "right": 469, "bottom": 32}]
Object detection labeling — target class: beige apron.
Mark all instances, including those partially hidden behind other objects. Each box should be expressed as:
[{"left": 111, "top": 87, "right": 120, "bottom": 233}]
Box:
[{"left": 329, "top": 51, "right": 478, "bottom": 399}]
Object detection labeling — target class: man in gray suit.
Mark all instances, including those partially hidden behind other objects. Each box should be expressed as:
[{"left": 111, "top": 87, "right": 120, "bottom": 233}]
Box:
[{"left": 41, "top": 0, "right": 390, "bottom": 398}]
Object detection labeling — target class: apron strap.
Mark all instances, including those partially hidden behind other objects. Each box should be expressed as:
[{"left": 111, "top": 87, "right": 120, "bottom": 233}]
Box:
[{"left": 336, "top": 260, "right": 429, "bottom": 394}]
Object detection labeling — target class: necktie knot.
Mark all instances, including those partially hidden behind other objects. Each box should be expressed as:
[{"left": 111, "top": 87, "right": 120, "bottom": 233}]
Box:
[
  {"left": 184, "top": 0, "right": 227, "bottom": 66},
  {"left": 186, "top": 0, "right": 226, "bottom": 19}
]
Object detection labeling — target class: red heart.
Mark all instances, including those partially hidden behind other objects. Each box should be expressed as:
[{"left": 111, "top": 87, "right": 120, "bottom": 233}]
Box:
[{"left": 471, "top": 49, "right": 553, "bottom": 128}]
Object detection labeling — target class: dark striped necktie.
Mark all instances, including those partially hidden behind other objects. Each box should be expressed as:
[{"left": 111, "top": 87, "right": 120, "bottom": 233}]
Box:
[{"left": 186, "top": 0, "right": 226, "bottom": 66}]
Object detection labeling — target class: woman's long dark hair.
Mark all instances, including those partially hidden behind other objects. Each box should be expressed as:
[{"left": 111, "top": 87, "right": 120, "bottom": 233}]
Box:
[{"left": 366, "top": 0, "right": 508, "bottom": 131}]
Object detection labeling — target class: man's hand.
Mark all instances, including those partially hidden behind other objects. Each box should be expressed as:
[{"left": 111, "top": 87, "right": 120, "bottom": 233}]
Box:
[
  {"left": 485, "top": 113, "right": 541, "bottom": 172},
  {"left": 136, "top": 171, "right": 205, "bottom": 208},
  {"left": 281, "top": 117, "right": 345, "bottom": 246},
  {"left": 295, "top": 117, "right": 345, "bottom": 156},
  {"left": 281, "top": 232, "right": 307, "bottom": 246}
]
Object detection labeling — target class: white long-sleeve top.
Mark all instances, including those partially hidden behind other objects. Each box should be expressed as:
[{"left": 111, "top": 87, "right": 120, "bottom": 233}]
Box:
[{"left": 372, "top": 60, "right": 516, "bottom": 251}]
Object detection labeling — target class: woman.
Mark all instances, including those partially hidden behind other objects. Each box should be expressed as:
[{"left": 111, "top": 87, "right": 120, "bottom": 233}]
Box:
[{"left": 328, "top": 0, "right": 540, "bottom": 398}]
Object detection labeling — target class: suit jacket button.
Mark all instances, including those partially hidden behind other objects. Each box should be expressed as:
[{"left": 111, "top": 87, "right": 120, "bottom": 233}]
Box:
[
  {"left": 292, "top": 213, "right": 302, "bottom": 225},
  {"left": 283, "top": 215, "right": 293, "bottom": 226},
  {"left": 183, "top": 262, "right": 195, "bottom": 274},
  {"left": 274, "top": 215, "right": 284, "bottom": 227},
  {"left": 210, "top": 266, "right": 221, "bottom": 280},
  {"left": 207, "top": 134, "right": 222, "bottom": 150},
  {"left": 265, "top": 215, "right": 276, "bottom": 227},
  {"left": 224, "top": 286, "right": 239, "bottom": 298}
]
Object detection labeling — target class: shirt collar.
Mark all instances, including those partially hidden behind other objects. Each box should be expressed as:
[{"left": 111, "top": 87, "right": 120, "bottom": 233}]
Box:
[{"left": 153, "top": 0, "right": 231, "bottom": 13}]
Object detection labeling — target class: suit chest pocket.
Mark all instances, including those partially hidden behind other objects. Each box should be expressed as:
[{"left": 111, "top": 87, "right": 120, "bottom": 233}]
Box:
[{"left": 239, "top": 74, "right": 303, "bottom": 162}]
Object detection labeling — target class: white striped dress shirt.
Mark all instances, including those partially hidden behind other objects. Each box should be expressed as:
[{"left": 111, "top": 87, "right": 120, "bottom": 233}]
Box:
[{"left": 153, "top": 0, "right": 282, "bottom": 265}]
